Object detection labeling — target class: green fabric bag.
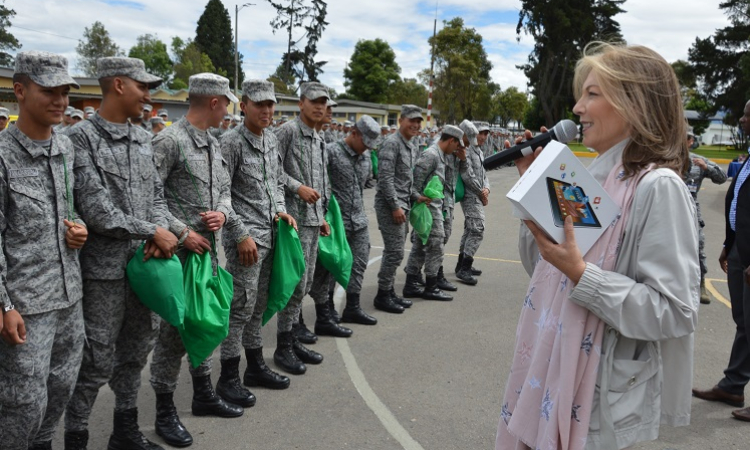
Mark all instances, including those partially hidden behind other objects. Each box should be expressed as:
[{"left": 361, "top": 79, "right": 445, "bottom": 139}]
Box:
[
  {"left": 179, "top": 249, "right": 233, "bottom": 368},
  {"left": 127, "top": 243, "right": 185, "bottom": 328},
  {"left": 455, "top": 175, "right": 465, "bottom": 202},
  {"left": 318, "top": 195, "right": 353, "bottom": 289},
  {"left": 410, "top": 176, "right": 445, "bottom": 245},
  {"left": 370, "top": 150, "right": 378, "bottom": 178},
  {"left": 264, "top": 220, "right": 306, "bottom": 325}
]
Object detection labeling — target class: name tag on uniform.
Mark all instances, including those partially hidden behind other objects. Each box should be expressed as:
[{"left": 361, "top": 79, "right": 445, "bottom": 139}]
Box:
[
  {"left": 108, "top": 147, "right": 127, "bottom": 156},
  {"left": 243, "top": 156, "right": 258, "bottom": 165},
  {"left": 188, "top": 155, "right": 206, "bottom": 162},
  {"left": 9, "top": 168, "right": 39, "bottom": 178}
]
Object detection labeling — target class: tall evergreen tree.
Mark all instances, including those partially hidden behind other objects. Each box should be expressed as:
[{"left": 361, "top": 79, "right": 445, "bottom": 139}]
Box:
[
  {"left": 517, "top": 0, "right": 625, "bottom": 126},
  {"left": 344, "top": 39, "right": 401, "bottom": 103},
  {"left": 195, "top": 0, "right": 243, "bottom": 87},
  {"left": 0, "top": 1, "right": 20, "bottom": 66}
]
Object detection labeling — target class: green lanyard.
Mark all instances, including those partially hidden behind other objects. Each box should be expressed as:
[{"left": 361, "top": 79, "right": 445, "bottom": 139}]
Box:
[{"left": 61, "top": 152, "right": 74, "bottom": 222}]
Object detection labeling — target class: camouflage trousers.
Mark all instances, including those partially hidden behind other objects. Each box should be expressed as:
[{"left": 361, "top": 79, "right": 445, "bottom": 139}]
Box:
[
  {"left": 0, "top": 302, "right": 83, "bottom": 449},
  {"left": 221, "top": 244, "right": 274, "bottom": 358},
  {"left": 310, "top": 226, "right": 371, "bottom": 301},
  {"left": 405, "top": 213, "right": 445, "bottom": 278},
  {"left": 375, "top": 198, "right": 411, "bottom": 291},
  {"left": 149, "top": 248, "right": 215, "bottom": 394},
  {"left": 443, "top": 208, "right": 454, "bottom": 244},
  {"left": 459, "top": 217, "right": 485, "bottom": 258},
  {"left": 697, "top": 201, "right": 707, "bottom": 278},
  {"left": 279, "top": 225, "right": 319, "bottom": 330},
  {"left": 66, "top": 278, "right": 159, "bottom": 432}
]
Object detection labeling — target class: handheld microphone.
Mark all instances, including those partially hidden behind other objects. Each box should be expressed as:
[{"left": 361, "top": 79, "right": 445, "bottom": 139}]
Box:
[{"left": 483, "top": 119, "right": 578, "bottom": 170}]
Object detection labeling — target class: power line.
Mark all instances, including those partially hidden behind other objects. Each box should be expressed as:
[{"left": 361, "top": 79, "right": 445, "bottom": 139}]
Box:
[{"left": 11, "top": 25, "right": 79, "bottom": 41}]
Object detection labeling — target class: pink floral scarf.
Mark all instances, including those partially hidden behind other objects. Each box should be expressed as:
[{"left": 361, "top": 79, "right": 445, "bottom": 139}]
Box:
[{"left": 496, "top": 163, "right": 652, "bottom": 450}]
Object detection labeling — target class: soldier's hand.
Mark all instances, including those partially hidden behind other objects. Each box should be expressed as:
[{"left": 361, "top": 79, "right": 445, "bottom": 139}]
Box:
[
  {"left": 692, "top": 158, "right": 708, "bottom": 170},
  {"left": 200, "top": 211, "right": 226, "bottom": 231},
  {"left": 143, "top": 240, "right": 167, "bottom": 261},
  {"left": 455, "top": 147, "right": 467, "bottom": 161},
  {"left": 153, "top": 227, "right": 178, "bottom": 258},
  {"left": 275, "top": 212, "right": 298, "bottom": 231},
  {"left": 64, "top": 220, "right": 88, "bottom": 249},
  {"left": 512, "top": 127, "right": 547, "bottom": 177},
  {"left": 417, "top": 195, "right": 431, "bottom": 205},
  {"left": 392, "top": 208, "right": 406, "bottom": 224},
  {"left": 1, "top": 310, "right": 26, "bottom": 345},
  {"left": 719, "top": 247, "right": 728, "bottom": 274},
  {"left": 238, "top": 236, "right": 259, "bottom": 266},
  {"left": 183, "top": 230, "right": 211, "bottom": 255},
  {"left": 481, "top": 188, "right": 490, "bottom": 206},
  {"left": 320, "top": 220, "right": 331, "bottom": 237},
  {"left": 297, "top": 185, "right": 321, "bottom": 204}
]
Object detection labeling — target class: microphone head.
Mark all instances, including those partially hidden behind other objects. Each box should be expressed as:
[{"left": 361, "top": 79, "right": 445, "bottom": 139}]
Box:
[{"left": 553, "top": 119, "right": 578, "bottom": 144}]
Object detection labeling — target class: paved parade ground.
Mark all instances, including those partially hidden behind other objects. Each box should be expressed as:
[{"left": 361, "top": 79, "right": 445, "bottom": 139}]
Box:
[{"left": 53, "top": 162, "right": 747, "bottom": 450}]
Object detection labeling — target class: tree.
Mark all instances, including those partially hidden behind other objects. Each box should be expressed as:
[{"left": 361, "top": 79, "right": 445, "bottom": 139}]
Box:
[
  {"left": 128, "top": 34, "right": 173, "bottom": 83},
  {"left": 195, "top": 0, "right": 242, "bottom": 87},
  {"left": 300, "top": 0, "right": 328, "bottom": 81},
  {"left": 426, "top": 18, "right": 495, "bottom": 123},
  {"left": 76, "top": 21, "right": 122, "bottom": 77},
  {"left": 523, "top": 96, "right": 546, "bottom": 131},
  {"left": 170, "top": 38, "right": 216, "bottom": 90},
  {"left": 672, "top": 60, "right": 711, "bottom": 136},
  {"left": 494, "top": 87, "right": 529, "bottom": 128},
  {"left": 516, "top": 0, "right": 625, "bottom": 126},
  {"left": 268, "top": 61, "right": 297, "bottom": 95},
  {"left": 0, "top": 1, "right": 20, "bottom": 66},
  {"left": 343, "top": 39, "right": 401, "bottom": 102},
  {"left": 386, "top": 78, "right": 428, "bottom": 107}
]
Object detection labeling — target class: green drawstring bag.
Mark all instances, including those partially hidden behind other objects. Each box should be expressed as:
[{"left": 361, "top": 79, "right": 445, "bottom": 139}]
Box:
[
  {"left": 455, "top": 175, "right": 465, "bottom": 202},
  {"left": 179, "top": 244, "right": 233, "bottom": 368},
  {"left": 410, "top": 176, "right": 445, "bottom": 245},
  {"left": 264, "top": 220, "right": 306, "bottom": 325},
  {"left": 127, "top": 243, "right": 185, "bottom": 328},
  {"left": 370, "top": 150, "right": 378, "bottom": 178},
  {"left": 318, "top": 195, "right": 353, "bottom": 289}
]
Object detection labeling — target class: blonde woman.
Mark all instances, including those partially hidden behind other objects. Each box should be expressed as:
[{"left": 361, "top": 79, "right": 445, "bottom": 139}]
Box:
[{"left": 496, "top": 43, "right": 700, "bottom": 450}]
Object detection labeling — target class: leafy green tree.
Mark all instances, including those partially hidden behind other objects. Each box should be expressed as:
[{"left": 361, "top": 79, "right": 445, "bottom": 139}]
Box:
[
  {"left": 76, "top": 21, "right": 123, "bottom": 77},
  {"left": 494, "top": 87, "right": 529, "bottom": 128},
  {"left": 426, "top": 17, "right": 495, "bottom": 123},
  {"left": 343, "top": 39, "right": 401, "bottom": 102},
  {"left": 268, "top": 61, "right": 297, "bottom": 95},
  {"left": 170, "top": 38, "right": 217, "bottom": 90},
  {"left": 386, "top": 78, "right": 428, "bottom": 107},
  {"left": 523, "top": 96, "right": 546, "bottom": 132},
  {"left": 128, "top": 34, "right": 173, "bottom": 83},
  {"left": 0, "top": 1, "right": 20, "bottom": 66},
  {"left": 516, "top": 0, "right": 625, "bottom": 126},
  {"left": 195, "top": 0, "right": 243, "bottom": 87}
]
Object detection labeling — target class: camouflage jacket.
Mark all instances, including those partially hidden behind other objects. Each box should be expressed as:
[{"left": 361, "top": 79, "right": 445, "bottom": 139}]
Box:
[
  {"left": 375, "top": 131, "right": 419, "bottom": 212},
  {"left": 460, "top": 144, "right": 491, "bottom": 218},
  {"left": 411, "top": 144, "right": 446, "bottom": 221},
  {"left": 326, "top": 140, "right": 370, "bottom": 232}
]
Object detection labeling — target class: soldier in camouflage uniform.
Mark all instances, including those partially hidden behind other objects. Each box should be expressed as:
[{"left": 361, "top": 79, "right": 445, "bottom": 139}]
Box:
[
  {"left": 141, "top": 103, "right": 153, "bottom": 133},
  {"left": 53, "top": 106, "right": 73, "bottom": 133},
  {"left": 218, "top": 80, "right": 297, "bottom": 403},
  {"left": 150, "top": 116, "right": 166, "bottom": 134},
  {"left": 210, "top": 114, "right": 232, "bottom": 139},
  {"left": 308, "top": 115, "right": 381, "bottom": 331},
  {"left": 403, "top": 126, "right": 464, "bottom": 302},
  {"left": 148, "top": 73, "right": 244, "bottom": 448},
  {"left": 373, "top": 105, "right": 424, "bottom": 313},
  {"left": 455, "top": 120, "right": 491, "bottom": 285},
  {"left": 0, "top": 51, "right": 88, "bottom": 450},
  {"left": 273, "top": 81, "right": 331, "bottom": 375},
  {"left": 65, "top": 57, "right": 178, "bottom": 450}
]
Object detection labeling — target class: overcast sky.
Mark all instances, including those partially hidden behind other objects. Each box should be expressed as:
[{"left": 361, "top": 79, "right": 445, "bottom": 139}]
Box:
[{"left": 8, "top": 0, "right": 731, "bottom": 95}]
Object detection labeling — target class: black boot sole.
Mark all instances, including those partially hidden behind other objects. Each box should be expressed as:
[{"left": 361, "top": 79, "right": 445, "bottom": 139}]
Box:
[
  {"left": 437, "top": 282, "right": 458, "bottom": 292},
  {"left": 422, "top": 294, "right": 453, "bottom": 301},
  {"left": 314, "top": 324, "right": 353, "bottom": 337},
  {"left": 273, "top": 354, "right": 307, "bottom": 375},
  {"left": 191, "top": 400, "right": 244, "bottom": 418},
  {"left": 402, "top": 289, "right": 424, "bottom": 298},
  {"left": 108, "top": 436, "right": 163, "bottom": 450},
  {"left": 243, "top": 374, "right": 290, "bottom": 390},
  {"left": 341, "top": 311, "right": 378, "bottom": 325},
  {"left": 374, "top": 302, "right": 404, "bottom": 314},
  {"left": 155, "top": 426, "right": 193, "bottom": 448}
]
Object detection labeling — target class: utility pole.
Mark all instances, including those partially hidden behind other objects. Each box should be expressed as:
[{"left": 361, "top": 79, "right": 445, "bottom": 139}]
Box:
[
  {"left": 427, "top": 2, "right": 438, "bottom": 129},
  {"left": 235, "top": 3, "right": 255, "bottom": 114}
]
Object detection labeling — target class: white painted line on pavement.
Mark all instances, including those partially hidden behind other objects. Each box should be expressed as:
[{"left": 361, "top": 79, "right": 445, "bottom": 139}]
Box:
[{"left": 333, "top": 255, "right": 426, "bottom": 450}]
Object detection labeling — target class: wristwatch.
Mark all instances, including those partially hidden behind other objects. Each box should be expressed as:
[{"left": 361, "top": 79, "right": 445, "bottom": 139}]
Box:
[{"left": 2, "top": 302, "right": 15, "bottom": 314}]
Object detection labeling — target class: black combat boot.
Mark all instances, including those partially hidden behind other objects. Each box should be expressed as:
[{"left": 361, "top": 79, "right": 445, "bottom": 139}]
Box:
[
  {"left": 373, "top": 288, "right": 404, "bottom": 314},
  {"left": 455, "top": 253, "right": 464, "bottom": 274},
  {"left": 273, "top": 331, "right": 307, "bottom": 374},
  {"left": 154, "top": 392, "right": 192, "bottom": 448},
  {"left": 191, "top": 374, "right": 244, "bottom": 418},
  {"left": 216, "top": 356, "right": 256, "bottom": 407},
  {"left": 341, "top": 293, "right": 377, "bottom": 325},
  {"left": 28, "top": 442, "right": 52, "bottom": 450},
  {"left": 402, "top": 273, "right": 425, "bottom": 298},
  {"left": 292, "top": 336, "right": 324, "bottom": 364},
  {"left": 314, "top": 302, "right": 353, "bottom": 337},
  {"left": 437, "top": 266, "right": 457, "bottom": 292},
  {"left": 456, "top": 255, "right": 478, "bottom": 285},
  {"left": 415, "top": 272, "right": 426, "bottom": 287},
  {"left": 108, "top": 408, "right": 163, "bottom": 450},
  {"left": 471, "top": 264, "right": 483, "bottom": 276},
  {"left": 327, "top": 291, "right": 341, "bottom": 323},
  {"left": 243, "top": 347, "right": 290, "bottom": 389},
  {"left": 391, "top": 288, "right": 412, "bottom": 308},
  {"left": 422, "top": 276, "right": 453, "bottom": 301},
  {"left": 292, "top": 310, "right": 318, "bottom": 344},
  {"left": 64, "top": 430, "right": 89, "bottom": 450}
]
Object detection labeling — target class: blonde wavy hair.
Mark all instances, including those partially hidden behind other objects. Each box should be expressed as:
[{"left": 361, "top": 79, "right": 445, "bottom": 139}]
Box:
[{"left": 573, "top": 42, "right": 688, "bottom": 177}]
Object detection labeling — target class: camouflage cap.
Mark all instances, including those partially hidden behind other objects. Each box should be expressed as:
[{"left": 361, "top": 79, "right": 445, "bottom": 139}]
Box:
[
  {"left": 223, "top": 114, "right": 233, "bottom": 120},
  {"left": 234, "top": 115, "right": 241, "bottom": 122},
  {"left": 241, "top": 79, "right": 276, "bottom": 103},
  {"left": 327, "top": 99, "right": 337, "bottom": 107},
  {"left": 400, "top": 104, "right": 423, "bottom": 120},
  {"left": 150, "top": 116, "right": 165, "bottom": 125},
  {"left": 442, "top": 124, "right": 465, "bottom": 146},
  {"left": 389, "top": 124, "right": 397, "bottom": 130},
  {"left": 300, "top": 81, "right": 330, "bottom": 101},
  {"left": 143, "top": 103, "right": 153, "bottom": 112},
  {"left": 84, "top": 106, "right": 95, "bottom": 114},
  {"left": 158, "top": 109, "right": 168, "bottom": 117},
  {"left": 0, "top": 107, "right": 9, "bottom": 119},
  {"left": 474, "top": 121, "right": 490, "bottom": 133},
  {"left": 188, "top": 73, "right": 239, "bottom": 103},
  {"left": 343, "top": 120, "right": 352, "bottom": 127},
  {"left": 459, "top": 120, "right": 479, "bottom": 146},
  {"left": 71, "top": 109, "right": 84, "bottom": 119},
  {"left": 15, "top": 51, "right": 80, "bottom": 89},
  {"left": 96, "top": 57, "right": 162, "bottom": 89},
  {"left": 381, "top": 125, "right": 389, "bottom": 131},
  {"left": 64, "top": 106, "right": 74, "bottom": 116},
  {"left": 355, "top": 115, "right": 381, "bottom": 149}
]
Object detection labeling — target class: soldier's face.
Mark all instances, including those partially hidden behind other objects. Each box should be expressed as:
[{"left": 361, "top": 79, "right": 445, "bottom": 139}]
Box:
[
  {"left": 477, "top": 131, "right": 489, "bottom": 146},
  {"left": 120, "top": 78, "right": 152, "bottom": 120},
  {"left": 324, "top": 106, "right": 333, "bottom": 124},
  {"left": 299, "top": 97, "right": 327, "bottom": 125},
  {"left": 399, "top": 117, "right": 422, "bottom": 139},
  {"left": 64, "top": 114, "right": 73, "bottom": 125},
  {"left": 242, "top": 99, "right": 275, "bottom": 133},
  {"left": 15, "top": 81, "right": 70, "bottom": 128},
  {"left": 0, "top": 117, "right": 8, "bottom": 129},
  {"left": 208, "top": 96, "right": 231, "bottom": 128},
  {"left": 350, "top": 130, "right": 368, "bottom": 154},
  {"left": 153, "top": 122, "right": 165, "bottom": 134}
]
